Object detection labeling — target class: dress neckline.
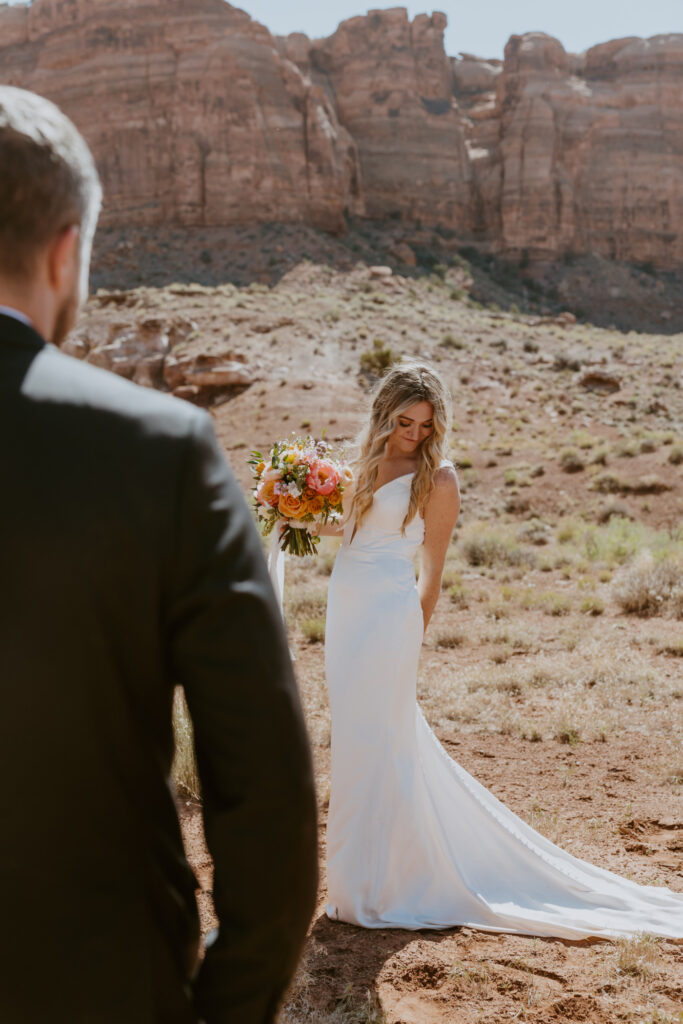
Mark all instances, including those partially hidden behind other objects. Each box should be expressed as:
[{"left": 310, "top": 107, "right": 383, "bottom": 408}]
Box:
[
  {"left": 372, "top": 459, "right": 453, "bottom": 497},
  {"left": 372, "top": 472, "right": 415, "bottom": 497}
]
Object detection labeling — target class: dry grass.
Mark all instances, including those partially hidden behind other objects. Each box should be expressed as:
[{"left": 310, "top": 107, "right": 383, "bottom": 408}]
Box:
[
  {"left": 171, "top": 687, "right": 200, "bottom": 799},
  {"left": 614, "top": 933, "right": 662, "bottom": 979},
  {"left": 281, "top": 977, "right": 385, "bottom": 1024}
]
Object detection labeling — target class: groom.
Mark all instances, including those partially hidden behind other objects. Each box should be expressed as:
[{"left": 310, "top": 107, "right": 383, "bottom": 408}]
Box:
[{"left": 0, "top": 87, "right": 317, "bottom": 1023}]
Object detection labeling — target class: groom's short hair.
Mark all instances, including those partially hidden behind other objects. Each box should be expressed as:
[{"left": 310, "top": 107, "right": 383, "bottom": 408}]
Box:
[{"left": 0, "top": 86, "right": 101, "bottom": 279}]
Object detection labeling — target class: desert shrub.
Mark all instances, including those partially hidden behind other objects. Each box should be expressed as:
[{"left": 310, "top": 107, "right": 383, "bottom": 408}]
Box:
[
  {"left": 447, "top": 583, "right": 469, "bottom": 607},
  {"left": 286, "top": 589, "right": 327, "bottom": 621},
  {"left": 581, "top": 516, "right": 648, "bottom": 565},
  {"left": 631, "top": 474, "right": 672, "bottom": 495},
  {"left": 359, "top": 338, "right": 396, "bottom": 377},
  {"left": 172, "top": 687, "right": 200, "bottom": 798},
  {"left": 439, "top": 332, "right": 465, "bottom": 349},
  {"left": 615, "top": 438, "right": 640, "bottom": 458},
  {"left": 553, "top": 352, "right": 582, "bottom": 372},
  {"left": 521, "top": 589, "right": 571, "bottom": 616},
  {"left": 570, "top": 429, "right": 597, "bottom": 450},
  {"left": 596, "top": 500, "right": 631, "bottom": 524},
  {"left": 460, "top": 527, "right": 536, "bottom": 569},
  {"left": 580, "top": 595, "right": 605, "bottom": 615},
  {"left": 559, "top": 447, "right": 585, "bottom": 473},
  {"left": 591, "top": 471, "right": 629, "bottom": 494},
  {"left": 516, "top": 519, "right": 552, "bottom": 546},
  {"left": 300, "top": 617, "right": 325, "bottom": 643},
  {"left": 590, "top": 444, "right": 610, "bottom": 465},
  {"left": 612, "top": 551, "right": 683, "bottom": 617},
  {"left": 658, "top": 639, "right": 683, "bottom": 657},
  {"left": 667, "top": 443, "right": 683, "bottom": 465},
  {"left": 436, "top": 629, "right": 465, "bottom": 649},
  {"left": 554, "top": 719, "right": 581, "bottom": 745},
  {"left": 441, "top": 568, "right": 463, "bottom": 590}
]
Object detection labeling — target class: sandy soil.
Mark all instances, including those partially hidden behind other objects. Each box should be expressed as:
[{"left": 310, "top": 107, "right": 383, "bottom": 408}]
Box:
[{"left": 178, "top": 722, "right": 682, "bottom": 1023}]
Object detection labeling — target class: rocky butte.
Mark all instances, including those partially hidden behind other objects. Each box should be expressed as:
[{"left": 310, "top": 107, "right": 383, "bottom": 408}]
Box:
[{"left": 0, "top": 0, "right": 681, "bottom": 268}]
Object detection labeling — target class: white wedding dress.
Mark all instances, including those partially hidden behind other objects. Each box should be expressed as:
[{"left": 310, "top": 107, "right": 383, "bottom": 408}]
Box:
[{"left": 323, "top": 463, "right": 683, "bottom": 939}]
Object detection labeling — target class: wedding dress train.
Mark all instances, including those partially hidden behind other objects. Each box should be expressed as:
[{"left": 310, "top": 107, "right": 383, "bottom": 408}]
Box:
[{"left": 323, "top": 464, "right": 683, "bottom": 939}]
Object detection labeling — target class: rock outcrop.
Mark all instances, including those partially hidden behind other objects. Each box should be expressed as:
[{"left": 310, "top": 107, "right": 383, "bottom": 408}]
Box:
[
  {"left": 63, "top": 306, "right": 255, "bottom": 403},
  {"left": 0, "top": 1, "right": 681, "bottom": 268}
]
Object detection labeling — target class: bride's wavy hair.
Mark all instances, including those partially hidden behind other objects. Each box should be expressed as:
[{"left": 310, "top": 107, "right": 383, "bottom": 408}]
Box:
[{"left": 350, "top": 361, "right": 452, "bottom": 533}]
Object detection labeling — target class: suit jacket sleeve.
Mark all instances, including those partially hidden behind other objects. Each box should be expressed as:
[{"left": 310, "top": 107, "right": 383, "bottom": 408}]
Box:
[{"left": 166, "top": 409, "right": 318, "bottom": 1024}]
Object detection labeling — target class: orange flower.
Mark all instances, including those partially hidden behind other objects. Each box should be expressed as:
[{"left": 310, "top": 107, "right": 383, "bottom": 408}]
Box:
[
  {"left": 257, "top": 479, "right": 280, "bottom": 508},
  {"left": 256, "top": 461, "right": 266, "bottom": 475},
  {"left": 327, "top": 487, "right": 342, "bottom": 507},
  {"left": 278, "top": 492, "right": 307, "bottom": 519},
  {"left": 307, "top": 494, "right": 325, "bottom": 514}
]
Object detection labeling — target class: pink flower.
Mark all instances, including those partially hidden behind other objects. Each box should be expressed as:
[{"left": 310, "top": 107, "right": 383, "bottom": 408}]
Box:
[{"left": 306, "top": 459, "right": 340, "bottom": 496}]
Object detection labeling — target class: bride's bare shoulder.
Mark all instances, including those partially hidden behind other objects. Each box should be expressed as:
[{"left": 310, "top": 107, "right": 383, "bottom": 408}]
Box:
[{"left": 434, "top": 460, "right": 459, "bottom": 491}]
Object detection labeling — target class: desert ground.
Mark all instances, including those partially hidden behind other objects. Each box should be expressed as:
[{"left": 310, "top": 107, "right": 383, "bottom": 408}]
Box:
[{"left": 80, "top": 248, "right": 682, "bottom": 1024}]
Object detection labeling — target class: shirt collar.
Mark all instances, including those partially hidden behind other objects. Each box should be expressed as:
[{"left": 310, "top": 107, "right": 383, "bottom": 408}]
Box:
[{"left": 0, "top": 305, "right": 35, "bottom": 330}]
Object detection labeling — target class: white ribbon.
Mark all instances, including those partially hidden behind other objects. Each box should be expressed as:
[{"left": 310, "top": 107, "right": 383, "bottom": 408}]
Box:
[
  {"left": 267, "top": 520, "right": 298, "bottom": 662},
  {"left": 268, "top": 521, "right": 286, "bottom": 621}
]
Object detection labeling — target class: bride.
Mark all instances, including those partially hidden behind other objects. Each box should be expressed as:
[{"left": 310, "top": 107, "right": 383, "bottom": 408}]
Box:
[{"left": 316, "top": 360, "right": 683, "bottom": 939}]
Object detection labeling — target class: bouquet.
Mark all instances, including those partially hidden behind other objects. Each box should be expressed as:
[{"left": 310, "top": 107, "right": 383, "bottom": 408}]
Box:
[{"left": 249, "top": 436, "right": 351, "bottom": 556}]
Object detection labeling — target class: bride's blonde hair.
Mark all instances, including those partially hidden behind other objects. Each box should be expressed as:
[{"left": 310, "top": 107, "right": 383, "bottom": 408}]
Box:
[{"left": 350, "top": 361, "right": 452, "bottom": 533}]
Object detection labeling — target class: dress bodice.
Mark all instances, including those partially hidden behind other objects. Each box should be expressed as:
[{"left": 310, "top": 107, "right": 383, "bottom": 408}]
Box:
[
  {"left": 341, "top": 459, "right": 453, "bottom": 565},
  {"left": 342, "top": 474, "right": 423, "bottom": 562}
]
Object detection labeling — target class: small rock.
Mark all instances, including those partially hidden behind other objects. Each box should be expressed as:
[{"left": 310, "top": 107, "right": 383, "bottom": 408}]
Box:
[
  {"left": 578, "top": 369, "right": 621, "bottom": 393},
  {"left": 369, "top": 265, "right": 393, "bottom": 278},
  {"left": 173, "top": 385, "right": 201, "bottom": 403},
  {"left": 61, "top": 336, "right": 89, "bottom": 360}
]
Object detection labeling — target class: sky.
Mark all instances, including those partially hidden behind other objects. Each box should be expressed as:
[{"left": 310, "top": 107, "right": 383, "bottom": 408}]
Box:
[
  {"left": 234, "top": 0, "right": 681, "bottom": 59},
  {"left": 3, "top": 1, "right": 680, "bottom": 58}
]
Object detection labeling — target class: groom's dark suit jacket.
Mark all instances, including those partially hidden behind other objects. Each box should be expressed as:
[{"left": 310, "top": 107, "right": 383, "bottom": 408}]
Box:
[{"left": 0, "top": 314, "right": 317, "bottom": 1024}]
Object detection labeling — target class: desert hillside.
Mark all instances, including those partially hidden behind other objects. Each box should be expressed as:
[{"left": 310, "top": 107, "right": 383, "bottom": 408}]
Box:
[{"left": 77, "top": 258, "right": 683, "bottom": 1022}]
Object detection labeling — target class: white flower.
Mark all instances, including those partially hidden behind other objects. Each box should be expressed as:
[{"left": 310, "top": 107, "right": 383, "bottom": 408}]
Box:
[{"left": 262, "top": 466, "right": 284, "bottom": 482}]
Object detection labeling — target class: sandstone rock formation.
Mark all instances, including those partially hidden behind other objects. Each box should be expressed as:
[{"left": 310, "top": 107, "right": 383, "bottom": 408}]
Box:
[
  {"left": 457, "top": 32, "right": 683, "bottom": 267},
  {"left": 0, "top": 0, "right": 362, "bottom": 232},
  {"left": 0, "top": 1, "right": 681, "bottom": 268}
]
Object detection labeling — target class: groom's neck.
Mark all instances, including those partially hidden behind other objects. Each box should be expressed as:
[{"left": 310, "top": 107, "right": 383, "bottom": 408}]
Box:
[{"left": 0, "top": 272, "right": 54, "bottom": 342}]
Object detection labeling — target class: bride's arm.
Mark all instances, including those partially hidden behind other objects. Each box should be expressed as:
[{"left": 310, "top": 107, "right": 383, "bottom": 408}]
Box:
[{"left": 418, "top": 467, "right": 460, "bottom": 633}]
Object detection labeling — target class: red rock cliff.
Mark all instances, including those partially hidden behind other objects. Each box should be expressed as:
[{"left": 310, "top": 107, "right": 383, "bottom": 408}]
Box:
[
  {"left": 0, "top": 0, "right": 362, "bottom": 231},
  {"left": 1, "top": 1, "right": 681, "bottom": 268}
]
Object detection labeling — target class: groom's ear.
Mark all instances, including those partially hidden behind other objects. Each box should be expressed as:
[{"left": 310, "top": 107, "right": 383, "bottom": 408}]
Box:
[{"left": 46, "top": 224, "right": 80, "bottom": 293}]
